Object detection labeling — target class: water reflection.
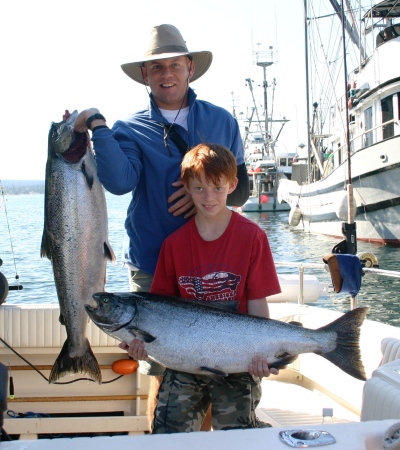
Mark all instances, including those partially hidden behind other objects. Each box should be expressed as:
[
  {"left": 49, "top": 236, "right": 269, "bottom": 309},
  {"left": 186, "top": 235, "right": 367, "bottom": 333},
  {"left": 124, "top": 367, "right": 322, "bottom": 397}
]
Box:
[{"left": 244, "top": 211, "right": 400, "bottom": 327}]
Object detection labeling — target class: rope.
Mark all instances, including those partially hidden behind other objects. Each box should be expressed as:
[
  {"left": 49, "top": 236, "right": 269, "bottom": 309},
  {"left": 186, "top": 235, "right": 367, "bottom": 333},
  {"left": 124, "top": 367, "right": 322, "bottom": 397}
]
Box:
[
  {"left": 0, "top": 180, "right": 20, "bottom": 285},
  {"left": 0, "top": 336, "right": 123, "bottom": 385}
]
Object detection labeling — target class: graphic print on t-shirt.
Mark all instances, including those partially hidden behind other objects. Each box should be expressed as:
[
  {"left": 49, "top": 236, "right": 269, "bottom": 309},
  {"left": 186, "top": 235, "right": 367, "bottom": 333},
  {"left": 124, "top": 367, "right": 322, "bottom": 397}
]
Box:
[{"left": 179, "top": 271, "right": 241, "bottom": 301}]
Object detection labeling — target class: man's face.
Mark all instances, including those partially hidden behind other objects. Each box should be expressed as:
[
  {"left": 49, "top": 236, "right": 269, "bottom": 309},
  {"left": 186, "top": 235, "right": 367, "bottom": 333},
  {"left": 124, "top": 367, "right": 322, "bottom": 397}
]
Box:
[{"left": 141, "top": 56, "right": 195, "bottom": 110}]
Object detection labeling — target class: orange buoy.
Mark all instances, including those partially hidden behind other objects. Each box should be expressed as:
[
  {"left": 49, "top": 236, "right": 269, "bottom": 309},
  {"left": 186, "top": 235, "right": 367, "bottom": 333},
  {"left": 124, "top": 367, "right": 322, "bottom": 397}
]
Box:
[{"left": 112, "top": 359, "right": 139, "bottom": 375}]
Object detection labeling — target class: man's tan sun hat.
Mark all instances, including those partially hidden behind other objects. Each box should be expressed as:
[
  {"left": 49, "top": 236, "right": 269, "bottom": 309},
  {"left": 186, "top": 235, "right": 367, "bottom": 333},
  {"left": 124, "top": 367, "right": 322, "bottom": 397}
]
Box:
[{"left": 121, "top": 24, "right": 213, "bottom": 85}]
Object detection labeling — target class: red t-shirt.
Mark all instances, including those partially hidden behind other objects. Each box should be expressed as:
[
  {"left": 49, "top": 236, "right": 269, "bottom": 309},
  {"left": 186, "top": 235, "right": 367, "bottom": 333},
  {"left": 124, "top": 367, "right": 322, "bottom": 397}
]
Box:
[{"left": 150, "top": 211, "right": 281, "bottom": 313}]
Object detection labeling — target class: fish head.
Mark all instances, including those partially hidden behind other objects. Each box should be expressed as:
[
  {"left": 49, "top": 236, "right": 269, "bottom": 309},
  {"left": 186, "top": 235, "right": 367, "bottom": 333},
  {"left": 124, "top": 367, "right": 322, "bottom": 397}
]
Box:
[
  {"left": 85, "top": 292, "right": 138, "bottom": 333},
  {"left": 48, "top": 110, "right": 90, "bottom": 164}
]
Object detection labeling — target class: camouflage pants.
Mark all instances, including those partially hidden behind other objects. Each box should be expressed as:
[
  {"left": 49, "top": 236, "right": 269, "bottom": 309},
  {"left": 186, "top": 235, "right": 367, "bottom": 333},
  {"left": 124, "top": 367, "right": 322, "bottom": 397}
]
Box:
[{"left": 152, "top": 369, "right": 262, "bottom": 434}]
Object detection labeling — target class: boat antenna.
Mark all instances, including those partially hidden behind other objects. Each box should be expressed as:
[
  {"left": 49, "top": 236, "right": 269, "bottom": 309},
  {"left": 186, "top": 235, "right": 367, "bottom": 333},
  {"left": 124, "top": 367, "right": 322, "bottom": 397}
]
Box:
[{"left": 231, "top": 91, "right": 237, "bottom": 119}]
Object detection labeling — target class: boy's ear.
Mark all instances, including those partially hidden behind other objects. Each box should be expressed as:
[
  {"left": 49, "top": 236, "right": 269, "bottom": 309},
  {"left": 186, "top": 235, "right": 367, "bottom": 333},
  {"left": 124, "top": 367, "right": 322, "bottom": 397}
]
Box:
[{"left": 228, "top": 177, "right": 238, "bottom": 194}]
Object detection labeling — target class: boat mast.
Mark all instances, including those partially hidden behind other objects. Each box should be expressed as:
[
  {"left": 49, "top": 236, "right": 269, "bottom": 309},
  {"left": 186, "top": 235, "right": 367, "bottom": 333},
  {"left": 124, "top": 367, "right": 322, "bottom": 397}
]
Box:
[
  {"left": 331, "top": 0, "right": 357, "bottom": 255},
  {"left": 328, "top": 0, "right": 366, "bottom": 59},
  {"left": 245, "top": 79, "right": 264, "bottom": 149},
  {"left": 304, "top": 0, "right": 312, "bottom": 182},
  {"left": 256, "top": 48, "right": 274, "bottom": 160}
]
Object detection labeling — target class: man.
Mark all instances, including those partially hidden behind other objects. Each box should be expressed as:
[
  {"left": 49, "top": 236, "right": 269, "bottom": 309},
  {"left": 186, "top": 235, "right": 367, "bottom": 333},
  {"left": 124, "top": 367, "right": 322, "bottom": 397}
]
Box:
[{"left": 75, "top": 24, "right": 250, "bottom": 430}]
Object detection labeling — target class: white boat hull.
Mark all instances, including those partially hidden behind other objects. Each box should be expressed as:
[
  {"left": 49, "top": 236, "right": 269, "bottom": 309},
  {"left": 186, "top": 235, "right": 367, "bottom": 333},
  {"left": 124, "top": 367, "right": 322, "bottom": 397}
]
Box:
[
  {"left": 236, "top": 195, "right": 290, "bottom": 212},
  {"left": 278, "top": 135, "right": 400, "bottom": 244}
]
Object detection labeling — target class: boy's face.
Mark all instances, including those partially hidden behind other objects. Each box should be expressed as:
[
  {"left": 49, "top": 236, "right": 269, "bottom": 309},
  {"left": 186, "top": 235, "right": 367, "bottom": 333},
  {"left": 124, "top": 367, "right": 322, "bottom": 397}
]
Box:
[{"left": 185, "top": 171, "right": 238, "bottom": 217}]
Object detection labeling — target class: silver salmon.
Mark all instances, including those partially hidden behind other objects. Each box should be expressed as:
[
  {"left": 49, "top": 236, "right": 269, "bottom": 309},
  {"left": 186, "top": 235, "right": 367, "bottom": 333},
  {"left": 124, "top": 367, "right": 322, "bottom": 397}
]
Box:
[
  {"left": 41, "top": 110, "right": 116, "bottom": 384},
  {"left": 86, "top": 292, "right": 368, "bottom": 381}
]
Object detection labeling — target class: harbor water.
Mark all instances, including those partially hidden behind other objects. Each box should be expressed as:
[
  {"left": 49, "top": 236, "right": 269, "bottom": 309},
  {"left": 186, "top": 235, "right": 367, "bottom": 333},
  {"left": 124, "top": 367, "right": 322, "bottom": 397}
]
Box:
[{"left": 1, "top": 193, "right": 400, "bottom": 327}]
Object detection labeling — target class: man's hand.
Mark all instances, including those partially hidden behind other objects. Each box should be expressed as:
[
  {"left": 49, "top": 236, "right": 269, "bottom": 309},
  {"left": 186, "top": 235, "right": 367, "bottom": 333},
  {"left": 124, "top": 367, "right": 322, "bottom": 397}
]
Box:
[
  {"left": 248, "top": 355, "right": 280, "bottom": 378},
  {"left": 74, "top": 108, "right": 101, "bottom": 132},
  {"left": 119, "top": 339, "right": 148, "bottom": 360},
  {"left": 168, "top": 180, "right": 196, "bottom": 218}
]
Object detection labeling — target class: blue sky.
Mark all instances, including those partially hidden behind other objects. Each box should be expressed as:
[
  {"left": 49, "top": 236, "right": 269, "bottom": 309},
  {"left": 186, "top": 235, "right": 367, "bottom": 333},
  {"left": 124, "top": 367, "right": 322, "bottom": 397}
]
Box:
[{"left": 0, "top": 0, "right": 307, "bottom": 180}]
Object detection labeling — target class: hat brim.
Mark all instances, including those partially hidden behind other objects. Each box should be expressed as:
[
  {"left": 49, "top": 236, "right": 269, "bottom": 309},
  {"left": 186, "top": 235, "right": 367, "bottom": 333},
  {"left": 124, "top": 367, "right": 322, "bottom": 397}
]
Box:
[{"left": 121, "top": 51, "right": 213, "bottom": 85}]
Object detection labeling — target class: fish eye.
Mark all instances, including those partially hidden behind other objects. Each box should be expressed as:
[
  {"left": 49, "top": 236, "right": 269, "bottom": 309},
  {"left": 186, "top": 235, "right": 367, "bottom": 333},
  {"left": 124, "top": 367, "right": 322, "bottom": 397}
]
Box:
[{"left": 102, "top": 297, "right": 109, "bottom": 303}]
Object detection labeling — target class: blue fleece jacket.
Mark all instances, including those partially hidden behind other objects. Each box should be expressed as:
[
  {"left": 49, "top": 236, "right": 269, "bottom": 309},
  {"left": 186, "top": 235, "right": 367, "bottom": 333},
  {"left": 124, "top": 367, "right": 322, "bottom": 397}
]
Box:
[{"left": 92, "top": 88, "right": 245, "bottom": 275}]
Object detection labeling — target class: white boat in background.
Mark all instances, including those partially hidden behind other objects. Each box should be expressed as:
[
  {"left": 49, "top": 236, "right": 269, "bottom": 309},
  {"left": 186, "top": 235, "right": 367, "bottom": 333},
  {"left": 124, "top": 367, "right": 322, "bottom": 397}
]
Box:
[
  {"left": 238, "top": 152, "right": 295, "bottom": 213},
  {"left": 235, "top": 50, "right": 293, "bottom": 213},
  {"left": 278, "top": 0, "right": 400, "bottom": 245}
]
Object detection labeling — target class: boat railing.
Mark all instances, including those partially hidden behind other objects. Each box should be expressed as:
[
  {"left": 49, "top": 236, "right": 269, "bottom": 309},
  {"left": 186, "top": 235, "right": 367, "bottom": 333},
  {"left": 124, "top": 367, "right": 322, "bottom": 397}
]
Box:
[
  {"left": 275, "top": 260, "right": 400, "bottom": 309},
  {"left": 350, "top": 117, "right": 399, "bottom": 150}
]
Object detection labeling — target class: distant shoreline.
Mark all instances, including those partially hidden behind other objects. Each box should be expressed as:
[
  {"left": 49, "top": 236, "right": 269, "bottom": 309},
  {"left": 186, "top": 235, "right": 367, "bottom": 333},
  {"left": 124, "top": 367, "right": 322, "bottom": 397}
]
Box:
[{"left": 1, "top": 180, "right": 45, "bottom": 195}]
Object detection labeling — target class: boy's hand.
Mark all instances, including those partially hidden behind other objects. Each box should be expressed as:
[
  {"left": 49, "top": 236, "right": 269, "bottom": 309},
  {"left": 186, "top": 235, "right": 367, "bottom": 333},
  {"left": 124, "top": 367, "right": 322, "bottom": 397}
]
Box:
[
  {"left": 119, "top": 339, "right": 148, "bottom": 360},
  {"left": 248, "top": 355, "right": 280, "bottom": 378}
]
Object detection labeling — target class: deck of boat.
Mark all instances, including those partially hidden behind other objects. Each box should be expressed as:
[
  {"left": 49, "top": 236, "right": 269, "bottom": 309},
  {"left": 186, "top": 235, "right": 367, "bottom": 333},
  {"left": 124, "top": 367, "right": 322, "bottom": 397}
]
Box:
[{"left": 257, "top": 379, "right": 358, "bottom": 427}]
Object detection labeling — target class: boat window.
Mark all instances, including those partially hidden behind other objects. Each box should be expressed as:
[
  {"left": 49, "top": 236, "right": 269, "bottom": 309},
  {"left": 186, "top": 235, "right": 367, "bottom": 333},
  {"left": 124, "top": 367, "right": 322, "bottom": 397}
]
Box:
[
  {"left": 381, "top": 96, "right": 394, "bottom": 140},
  {"left": 364, "top": 107, "right": 373, "bottom": 147},
  {"left": 376, "top": 25, "right": 400, "bottom": 47},
  {"left": 398, "top": 93, "right": 400, "bottom": 122},
  {"left": 279, "top": 158, "right": 286, "bottom": 166}
]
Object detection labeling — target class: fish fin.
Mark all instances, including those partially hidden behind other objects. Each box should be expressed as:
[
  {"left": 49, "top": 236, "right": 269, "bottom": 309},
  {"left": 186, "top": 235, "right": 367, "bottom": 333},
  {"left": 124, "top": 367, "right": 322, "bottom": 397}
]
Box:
[
  {"left": 103, "top": 242, "right": 117, "bottom": 264},
  {"left": 316, "top": 307, "right": 368, "bottom": 381},
  {"left": 288, "top": 321, "right": 303, "bottom": 327},
  {"left": 48, "top": 338, "right": 102, "bottom": 384},
  {"left": 81, "top": 161, "right": 94, "bottom": 189},
  {"left": 269, "top": 354, "right": 299, "bottom": 368},
  {"left": 40, "top": 231, "right": 52, "bottom": 260},
  {"left": 59, "top": 313, "right": 66, "bottom": 326},
  {"left": 127, "top": 326, "right": 156, "bottom": 343},
  {"left": 200, "top": 366, "right": 229, "bottom": 377}
]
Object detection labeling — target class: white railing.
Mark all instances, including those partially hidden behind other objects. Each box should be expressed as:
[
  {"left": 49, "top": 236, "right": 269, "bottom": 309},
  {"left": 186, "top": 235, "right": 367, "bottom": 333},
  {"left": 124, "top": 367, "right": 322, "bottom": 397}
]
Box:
[{"left": 275, "top": 260, "right": 400, "bottom": 309}]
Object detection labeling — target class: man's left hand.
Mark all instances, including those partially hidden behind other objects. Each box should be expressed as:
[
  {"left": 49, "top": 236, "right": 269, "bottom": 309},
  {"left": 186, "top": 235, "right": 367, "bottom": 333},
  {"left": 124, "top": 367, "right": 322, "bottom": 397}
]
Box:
[{"left": 168, "top": 180, "right": 196, "bottom": 218}]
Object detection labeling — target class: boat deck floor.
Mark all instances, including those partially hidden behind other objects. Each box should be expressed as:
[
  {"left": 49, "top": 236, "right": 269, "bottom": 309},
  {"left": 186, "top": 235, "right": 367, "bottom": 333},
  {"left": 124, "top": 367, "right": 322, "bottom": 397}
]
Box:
[{"left": 256, "top": 380, "right": 359, "bottom": 427}]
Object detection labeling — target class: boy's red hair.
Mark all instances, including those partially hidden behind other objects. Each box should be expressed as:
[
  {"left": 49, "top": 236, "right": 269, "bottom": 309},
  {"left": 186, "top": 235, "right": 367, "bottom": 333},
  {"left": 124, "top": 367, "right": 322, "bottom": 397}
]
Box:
[{"left": 181, "top": 143, "right": 237, "bottom": 185}]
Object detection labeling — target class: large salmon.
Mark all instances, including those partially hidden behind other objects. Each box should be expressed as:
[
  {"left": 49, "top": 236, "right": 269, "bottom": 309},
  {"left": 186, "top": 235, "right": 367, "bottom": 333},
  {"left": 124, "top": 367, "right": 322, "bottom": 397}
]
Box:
[
  {"left": 41, "top": 110, "right": 116, "bottom": 384},
  {"left": 86, "top": 292, "right": 368, "bottom": 381}
]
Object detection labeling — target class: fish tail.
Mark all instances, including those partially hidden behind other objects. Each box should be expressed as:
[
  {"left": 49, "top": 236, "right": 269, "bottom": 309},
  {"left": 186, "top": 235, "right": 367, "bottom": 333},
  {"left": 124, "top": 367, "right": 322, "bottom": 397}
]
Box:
[
  {"left": 317, "top": 307, "right": 368, "bottom": 381},
  {"left": 49, "top": 338, "right": 102, "bottom": 384}
]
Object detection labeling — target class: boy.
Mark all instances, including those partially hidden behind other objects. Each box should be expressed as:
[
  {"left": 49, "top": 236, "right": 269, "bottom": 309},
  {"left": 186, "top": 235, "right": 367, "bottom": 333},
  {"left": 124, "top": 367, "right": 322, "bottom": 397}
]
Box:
[{"left": 131, "top": 143, "right": 281, "bottom": 433}]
